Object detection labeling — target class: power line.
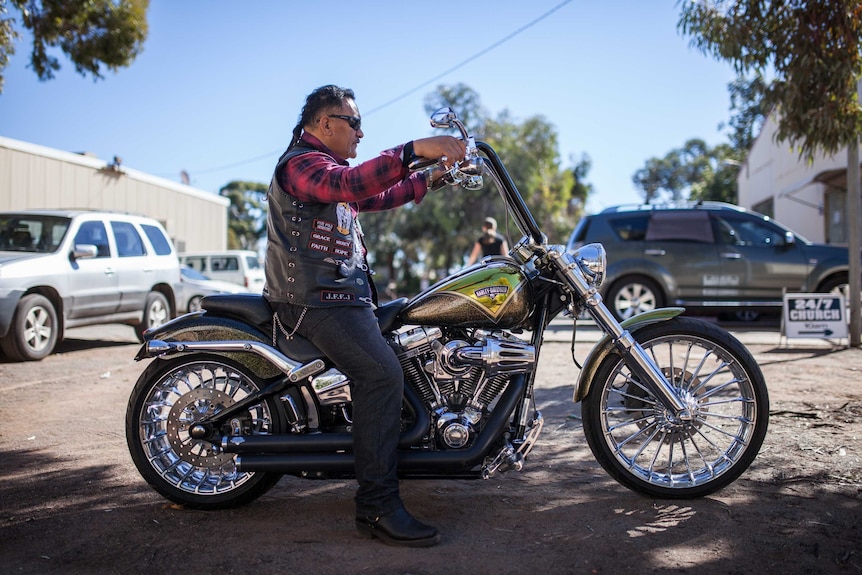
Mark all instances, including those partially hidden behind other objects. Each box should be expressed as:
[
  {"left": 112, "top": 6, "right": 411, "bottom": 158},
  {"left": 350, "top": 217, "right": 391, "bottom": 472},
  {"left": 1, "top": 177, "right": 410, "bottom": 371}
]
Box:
[
  {"left": 365, "top": 0, "right": 573, "bottom": 115},
  {"left": 186, "top": 0, "right": 573, "bottom": 178}
]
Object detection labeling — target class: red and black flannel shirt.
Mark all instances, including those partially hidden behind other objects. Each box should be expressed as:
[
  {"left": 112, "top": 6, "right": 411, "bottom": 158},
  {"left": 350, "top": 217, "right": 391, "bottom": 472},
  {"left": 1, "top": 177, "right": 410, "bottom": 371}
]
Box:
[{"left": 277, "top": 133, "right": 428, "bottom": 213}]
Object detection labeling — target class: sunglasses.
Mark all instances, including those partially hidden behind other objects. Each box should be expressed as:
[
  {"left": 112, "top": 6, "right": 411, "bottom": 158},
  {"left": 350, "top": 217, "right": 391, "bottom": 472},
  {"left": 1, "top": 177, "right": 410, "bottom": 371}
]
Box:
[{"left": 328, "top": 114, "right": 362, "bottom": 131}]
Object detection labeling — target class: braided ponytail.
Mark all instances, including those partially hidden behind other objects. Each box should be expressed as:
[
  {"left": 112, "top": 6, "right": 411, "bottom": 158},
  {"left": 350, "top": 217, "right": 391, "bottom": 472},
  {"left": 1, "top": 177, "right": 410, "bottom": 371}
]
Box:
[{"left": 287, "top": 84, "right": 356, "bottom": 150}]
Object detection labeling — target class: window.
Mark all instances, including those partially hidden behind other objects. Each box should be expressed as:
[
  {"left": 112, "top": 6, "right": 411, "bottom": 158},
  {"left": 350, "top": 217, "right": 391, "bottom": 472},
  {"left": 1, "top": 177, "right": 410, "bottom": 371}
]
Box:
[
  {"left": 74, "top": 221, "right": 110, "bottom": 257},
  {"left": 714, "top": 214, "right": 785, "bottom": 247},
  {"left": 645, "top": 211, "right": 714, "bottom": 243},
  {"left": 184, "top": 256, "right": 207, "bottom": 272},
  {"left": 111, "top": 221, "right": 146, "bottom": 257},
  {"left": 141, "top": 224, "right": 173, "bottom": 255},
  {"left": 608, "top": 215, "right": 649, "bottom": 241}
]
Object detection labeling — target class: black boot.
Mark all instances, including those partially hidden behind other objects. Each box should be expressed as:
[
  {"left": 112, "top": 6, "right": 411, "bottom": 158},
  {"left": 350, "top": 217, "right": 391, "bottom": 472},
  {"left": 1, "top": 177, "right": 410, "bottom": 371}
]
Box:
[{"left": 356, "top": 506, "right": 440, "bottom": 547}]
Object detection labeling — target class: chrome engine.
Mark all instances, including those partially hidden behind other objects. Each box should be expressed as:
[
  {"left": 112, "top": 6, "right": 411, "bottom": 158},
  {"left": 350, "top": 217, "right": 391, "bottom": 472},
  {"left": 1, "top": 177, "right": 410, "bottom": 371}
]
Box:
[{"left": 389, "top": 326, "right": 536, "bottom": 449}]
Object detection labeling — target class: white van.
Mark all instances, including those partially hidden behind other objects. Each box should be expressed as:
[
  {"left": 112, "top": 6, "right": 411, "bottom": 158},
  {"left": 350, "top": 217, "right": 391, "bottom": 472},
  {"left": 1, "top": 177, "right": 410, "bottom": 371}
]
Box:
[{"left": 179, "top": 250, "right": 265, "bottom": 293}]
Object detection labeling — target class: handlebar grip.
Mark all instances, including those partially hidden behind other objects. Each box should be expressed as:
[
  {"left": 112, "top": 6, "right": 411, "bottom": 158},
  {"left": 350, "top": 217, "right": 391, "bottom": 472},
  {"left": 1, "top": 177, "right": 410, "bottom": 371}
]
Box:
[{"left": 407, "top": 156, "right": 438, "bottom": 171}]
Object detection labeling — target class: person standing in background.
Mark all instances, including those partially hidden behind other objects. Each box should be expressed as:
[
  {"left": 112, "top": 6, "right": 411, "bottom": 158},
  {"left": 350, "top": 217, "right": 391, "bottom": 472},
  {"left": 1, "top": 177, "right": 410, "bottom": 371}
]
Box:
[{"left": 466, "top": 216, "right": 509, "bottom": 265}]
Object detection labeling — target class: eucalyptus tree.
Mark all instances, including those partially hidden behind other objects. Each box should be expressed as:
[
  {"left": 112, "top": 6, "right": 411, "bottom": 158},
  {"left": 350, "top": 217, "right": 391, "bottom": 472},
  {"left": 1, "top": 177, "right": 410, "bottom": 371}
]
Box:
[
  {"left": 0, "top": 0, "right": 149, "bottom": 93},
  {"left": 219, "top": 180, "right": 268, "bottom": 251}
]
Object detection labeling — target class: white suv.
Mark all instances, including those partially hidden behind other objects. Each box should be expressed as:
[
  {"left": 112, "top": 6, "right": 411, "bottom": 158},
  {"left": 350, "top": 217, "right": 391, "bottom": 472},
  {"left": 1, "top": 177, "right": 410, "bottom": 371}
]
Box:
[{"left": 0, "top": 210, "right": 181, "bottom": 361}]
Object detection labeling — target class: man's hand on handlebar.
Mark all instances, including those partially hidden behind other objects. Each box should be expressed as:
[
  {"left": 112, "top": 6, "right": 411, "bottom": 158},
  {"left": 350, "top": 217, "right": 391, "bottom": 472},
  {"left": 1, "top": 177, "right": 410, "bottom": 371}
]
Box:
[{"left": 413, "top": 136, "right": 466, "bottom": 169}]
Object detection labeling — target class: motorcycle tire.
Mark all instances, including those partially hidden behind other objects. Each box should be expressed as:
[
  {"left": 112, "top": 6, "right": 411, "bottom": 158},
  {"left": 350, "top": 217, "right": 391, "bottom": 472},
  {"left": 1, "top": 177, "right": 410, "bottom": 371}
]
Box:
[
  {"left": 581, "top": 316, "right": 769, "bottom": 498},
  {"left": 126, "top": 354, "right": 288, "bottom": 509}
]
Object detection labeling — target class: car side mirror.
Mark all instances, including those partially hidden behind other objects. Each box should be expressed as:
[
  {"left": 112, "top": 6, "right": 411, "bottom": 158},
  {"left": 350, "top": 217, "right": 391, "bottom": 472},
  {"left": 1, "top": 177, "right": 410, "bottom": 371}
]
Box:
[{"left": 72, "top": 244, "right": 98, "bottom": 260}]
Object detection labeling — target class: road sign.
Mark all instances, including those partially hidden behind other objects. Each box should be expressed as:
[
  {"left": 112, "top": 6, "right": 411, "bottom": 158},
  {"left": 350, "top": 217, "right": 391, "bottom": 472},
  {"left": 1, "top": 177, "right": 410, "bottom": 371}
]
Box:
[{"left": 782, "top": 293, "right": 847, "bottom": 339}]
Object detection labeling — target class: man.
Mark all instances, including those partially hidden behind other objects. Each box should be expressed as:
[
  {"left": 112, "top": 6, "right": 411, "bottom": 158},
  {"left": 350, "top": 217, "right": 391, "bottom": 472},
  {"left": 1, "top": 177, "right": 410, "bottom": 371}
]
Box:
[
  {"left": 264, "top": 85, "right": 465, "bottom": 547},
  {"left": 466, "top": 216, "right": 509, "bottom": 265}
]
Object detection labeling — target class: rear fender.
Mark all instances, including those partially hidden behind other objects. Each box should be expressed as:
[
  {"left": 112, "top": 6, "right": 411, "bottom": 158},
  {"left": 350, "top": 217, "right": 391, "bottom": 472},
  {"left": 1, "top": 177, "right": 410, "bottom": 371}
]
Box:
[
  {"left": 573, "top": 307, "right": 684, "bottom": 402},
  {"left": 136, "top": 312, "right": 282, "bottom": 379}
]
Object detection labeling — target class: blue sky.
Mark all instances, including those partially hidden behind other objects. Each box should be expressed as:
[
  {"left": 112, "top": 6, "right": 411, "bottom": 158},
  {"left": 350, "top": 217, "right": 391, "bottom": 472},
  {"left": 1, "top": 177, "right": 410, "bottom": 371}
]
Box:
[{"left": 0, "top": 1, "right": 738, "bottom": 214}]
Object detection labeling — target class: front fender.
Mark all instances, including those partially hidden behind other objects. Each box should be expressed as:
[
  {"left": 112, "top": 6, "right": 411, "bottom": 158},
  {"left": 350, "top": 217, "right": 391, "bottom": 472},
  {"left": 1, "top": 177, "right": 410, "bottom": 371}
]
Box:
[
  {"left": 573, "top": 307, "right": 685, "bottom": 402},
  {"left": 135, "top": 312, "right": 281, "bottom": 379}
]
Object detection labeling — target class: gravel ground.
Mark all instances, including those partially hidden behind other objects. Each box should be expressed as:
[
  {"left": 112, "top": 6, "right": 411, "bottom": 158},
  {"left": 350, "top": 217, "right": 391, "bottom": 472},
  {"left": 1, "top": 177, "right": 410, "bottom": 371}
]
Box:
[{"left": 0, "top": 321, "right": 859, "bottom": 574}]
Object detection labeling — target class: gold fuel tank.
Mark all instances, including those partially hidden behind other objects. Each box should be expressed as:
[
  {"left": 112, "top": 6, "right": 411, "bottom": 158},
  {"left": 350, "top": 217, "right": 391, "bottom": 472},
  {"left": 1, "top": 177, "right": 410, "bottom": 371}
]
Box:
[{"left": 399, "top": 258, "right": 533, "bottom": 329}]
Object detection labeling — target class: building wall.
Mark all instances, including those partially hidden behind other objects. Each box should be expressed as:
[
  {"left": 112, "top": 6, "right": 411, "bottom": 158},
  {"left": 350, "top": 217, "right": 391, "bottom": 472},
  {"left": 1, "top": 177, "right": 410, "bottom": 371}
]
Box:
[
  {"left": 0, "top": 136, "right": 229, "bottom": 252},
  {"left": 738, "top": 106, "right": 855, "bottom": 246}
]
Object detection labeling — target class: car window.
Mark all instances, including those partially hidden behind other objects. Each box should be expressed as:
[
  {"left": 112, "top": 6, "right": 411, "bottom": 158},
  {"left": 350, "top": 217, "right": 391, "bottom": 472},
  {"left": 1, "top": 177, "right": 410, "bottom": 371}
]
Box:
[
  {"left": 245, "top": 254, "right": 262, "bottom": 269},
  {"left": 645, "top": 211, "right": 714, "bottom": 243},
  {"left": 608, "top": 215, "right": 649, "bottom": 241},
  {"left": 715, "top": 215, "right": 786, "bottom": 247},
  {"left": 184, "top": 256, "right": 207, "bottom": 272},
  {"left": 74, "top": 221, "right": 111, "bottom": 257},
  {"left": 181, "top": 266, "right": 210, "bottom": 280},
  {"left": 111, "top": 221, "right": 146, "bottom": 257},
  {"left": 0, "top": 215, "right": 70, "bottom": 253},
  {"left": 141, "top": 223, "right": 173, "bottom": 256},
  {"left": 211, "top": 256, "right": 239, "bottom": 271}
]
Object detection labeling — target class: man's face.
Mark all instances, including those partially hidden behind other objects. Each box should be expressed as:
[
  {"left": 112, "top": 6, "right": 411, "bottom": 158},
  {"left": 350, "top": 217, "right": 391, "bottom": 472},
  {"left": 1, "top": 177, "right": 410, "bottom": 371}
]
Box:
[{"left": 321, "top": 99, "right": 363, "bottom": 159}]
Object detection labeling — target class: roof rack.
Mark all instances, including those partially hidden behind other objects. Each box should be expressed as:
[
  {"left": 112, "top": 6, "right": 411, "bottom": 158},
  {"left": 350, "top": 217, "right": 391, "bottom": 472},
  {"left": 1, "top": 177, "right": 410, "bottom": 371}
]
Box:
[{"left": 599, "top": 200, "right": 745, "bottom": 214}]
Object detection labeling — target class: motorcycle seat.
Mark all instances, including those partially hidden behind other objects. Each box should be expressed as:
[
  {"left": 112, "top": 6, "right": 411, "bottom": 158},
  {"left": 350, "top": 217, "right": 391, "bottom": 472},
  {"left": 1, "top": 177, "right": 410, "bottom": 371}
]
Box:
[{"left": 201, "top": 293, "right": 272, "bottom": 325}]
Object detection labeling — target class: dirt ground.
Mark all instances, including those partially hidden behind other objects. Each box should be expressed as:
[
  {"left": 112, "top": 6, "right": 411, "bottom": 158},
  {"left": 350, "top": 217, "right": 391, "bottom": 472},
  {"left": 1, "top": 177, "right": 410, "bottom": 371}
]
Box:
[{"left": 0, "top": 323, "right": 860, "bottom": 574}]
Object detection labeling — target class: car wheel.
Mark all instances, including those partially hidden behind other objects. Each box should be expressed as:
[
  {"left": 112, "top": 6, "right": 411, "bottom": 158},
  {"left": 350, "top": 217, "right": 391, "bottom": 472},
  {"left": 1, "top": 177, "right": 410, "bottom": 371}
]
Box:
[
  {"left": 722, "top": 310, "right": 761, "bottom": 322},
  {"left": 0, "top": 294, "right": 59, "bottom": 361},
  {"left": 606, "top": 275, "right": 664, "bottom": 322},
  {"left": 135, "top": 291, "right": 170, "bottom": 342},
  {"left": 188, "top": 295, "right": 204, "bottom": 313},
  {"left": 819, "top": 274, "right": 850, "bottom": 298}
]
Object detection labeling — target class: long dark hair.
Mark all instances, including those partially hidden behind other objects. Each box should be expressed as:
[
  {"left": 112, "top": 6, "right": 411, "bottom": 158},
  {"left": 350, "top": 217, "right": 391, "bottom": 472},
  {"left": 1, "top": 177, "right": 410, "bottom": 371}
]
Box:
[{"left": 288, "top": 85, "right": 355, "bottom": 150}]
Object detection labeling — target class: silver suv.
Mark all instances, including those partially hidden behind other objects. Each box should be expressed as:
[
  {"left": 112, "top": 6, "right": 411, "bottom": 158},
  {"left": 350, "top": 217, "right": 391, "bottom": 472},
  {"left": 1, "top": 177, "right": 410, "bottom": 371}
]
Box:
[
  {"left": 0, "top": 210, "right": 181, "bottom": 361},
  {"left": 566, "top": 202, "right": 853, "bottom": 322}
]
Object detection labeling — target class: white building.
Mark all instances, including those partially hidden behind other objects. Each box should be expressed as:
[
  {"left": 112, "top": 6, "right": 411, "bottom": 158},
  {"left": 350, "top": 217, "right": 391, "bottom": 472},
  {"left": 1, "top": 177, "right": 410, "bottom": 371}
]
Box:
[
  {"left": 738, "top": 112, "right": 858, "bottom": 246},
  {"left": 0, "top": 135, "right": 229, "bottom": 252}
]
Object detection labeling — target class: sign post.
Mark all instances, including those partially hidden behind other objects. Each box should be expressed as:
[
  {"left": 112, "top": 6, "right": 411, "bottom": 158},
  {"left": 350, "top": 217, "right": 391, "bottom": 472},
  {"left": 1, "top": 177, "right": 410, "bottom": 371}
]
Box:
[{"left": 782, "top": 293, "right": 848, "bottom": 341}]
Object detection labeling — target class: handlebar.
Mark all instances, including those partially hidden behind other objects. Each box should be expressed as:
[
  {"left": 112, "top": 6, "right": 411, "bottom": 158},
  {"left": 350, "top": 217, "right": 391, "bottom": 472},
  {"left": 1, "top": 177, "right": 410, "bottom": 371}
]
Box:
[{"left": 414, "top": 107, "right": 544, "bottom": 245}]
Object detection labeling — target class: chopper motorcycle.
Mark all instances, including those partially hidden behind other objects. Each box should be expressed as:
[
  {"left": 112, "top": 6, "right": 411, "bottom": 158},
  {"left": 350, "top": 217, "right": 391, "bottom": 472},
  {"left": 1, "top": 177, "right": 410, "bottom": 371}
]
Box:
[{"left": 125, "top": 108, "right": 768, "bottom": 510}]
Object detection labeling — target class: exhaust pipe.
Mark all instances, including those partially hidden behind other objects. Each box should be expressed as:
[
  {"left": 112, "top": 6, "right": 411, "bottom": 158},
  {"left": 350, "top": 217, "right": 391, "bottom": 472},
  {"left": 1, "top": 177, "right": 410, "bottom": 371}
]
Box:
[
  {"left": 236, "top": 375, "right": 526, "bottom": 474},
  {"left": 224, "top": 384, "right": 429, "bottom": 453}
]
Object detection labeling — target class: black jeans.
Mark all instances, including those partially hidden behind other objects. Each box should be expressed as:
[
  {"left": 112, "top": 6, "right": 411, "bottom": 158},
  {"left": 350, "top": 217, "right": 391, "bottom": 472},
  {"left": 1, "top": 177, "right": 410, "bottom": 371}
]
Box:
[{"left": 275, "top": 302, "right": 404, "bottom": 517}]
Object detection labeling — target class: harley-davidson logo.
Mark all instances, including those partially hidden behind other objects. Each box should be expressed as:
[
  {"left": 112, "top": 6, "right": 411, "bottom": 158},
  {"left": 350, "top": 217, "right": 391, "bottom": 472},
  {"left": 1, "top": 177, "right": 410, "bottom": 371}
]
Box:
[{"left": 474, "top": 285, "right": 510, "bottom": 300}]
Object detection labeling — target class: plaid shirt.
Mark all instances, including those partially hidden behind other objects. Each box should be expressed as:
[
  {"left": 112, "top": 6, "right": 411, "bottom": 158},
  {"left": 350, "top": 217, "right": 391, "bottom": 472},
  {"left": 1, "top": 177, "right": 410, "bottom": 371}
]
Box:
[{"left": 277, "top": 133, "right": 428, "bottom": 213}]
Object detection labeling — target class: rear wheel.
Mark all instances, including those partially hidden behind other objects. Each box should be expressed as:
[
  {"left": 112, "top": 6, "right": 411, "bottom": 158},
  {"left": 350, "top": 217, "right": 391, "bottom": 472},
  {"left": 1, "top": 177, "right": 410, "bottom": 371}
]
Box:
[
  {"left": 606, "top": 275, "right": 664, "bottom": 321},
  {"left": 135, "top": 291, "right": 170, "bottom": 342},
  {"left": 0, "top": 294, "right": 58, "bottom": 361},
  {"left": 581, "top": 317, "right": 769, "bottom": 498},
  {"left": 125, "top": 355, "right": 287, "bottom": 509}
]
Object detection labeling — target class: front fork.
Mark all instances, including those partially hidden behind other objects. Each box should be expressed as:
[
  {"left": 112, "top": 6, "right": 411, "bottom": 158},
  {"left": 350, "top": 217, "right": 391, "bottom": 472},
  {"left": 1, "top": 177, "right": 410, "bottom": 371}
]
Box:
[{"left": 548, "top": 249, "right": 694, "bottom": 420}]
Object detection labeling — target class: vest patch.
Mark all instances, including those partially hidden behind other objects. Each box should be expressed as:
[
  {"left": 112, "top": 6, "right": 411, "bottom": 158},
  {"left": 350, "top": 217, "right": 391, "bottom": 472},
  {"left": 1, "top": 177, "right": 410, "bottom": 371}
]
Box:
[{"left": 321, "top": 290, "right": 355, "bottom": 302}]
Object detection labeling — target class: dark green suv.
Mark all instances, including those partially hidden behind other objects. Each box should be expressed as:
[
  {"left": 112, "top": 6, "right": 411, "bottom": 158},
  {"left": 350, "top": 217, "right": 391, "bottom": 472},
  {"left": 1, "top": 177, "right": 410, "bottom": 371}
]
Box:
[{"left": 566, "top": 202, "right": 853, "bottom": 321}]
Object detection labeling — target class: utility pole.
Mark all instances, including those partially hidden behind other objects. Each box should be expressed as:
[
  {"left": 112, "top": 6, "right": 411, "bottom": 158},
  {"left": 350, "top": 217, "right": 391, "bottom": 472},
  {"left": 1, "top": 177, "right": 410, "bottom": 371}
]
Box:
[{"left": 848, "top": 79, "right": 862, "bottom": 347}]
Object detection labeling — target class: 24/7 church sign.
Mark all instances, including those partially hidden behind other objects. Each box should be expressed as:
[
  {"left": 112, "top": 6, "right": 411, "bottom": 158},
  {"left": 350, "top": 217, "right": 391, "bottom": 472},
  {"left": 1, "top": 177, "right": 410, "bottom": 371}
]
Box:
[{"left": 783, "top": 293, "right": 847, "bottom": 339}]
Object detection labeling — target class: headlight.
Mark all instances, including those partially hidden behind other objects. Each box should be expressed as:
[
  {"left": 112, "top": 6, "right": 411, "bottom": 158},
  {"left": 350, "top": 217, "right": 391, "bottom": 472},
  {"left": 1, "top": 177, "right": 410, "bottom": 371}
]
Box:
[{"left": 571, "top": 242, "right": 606, "bottom": 288}]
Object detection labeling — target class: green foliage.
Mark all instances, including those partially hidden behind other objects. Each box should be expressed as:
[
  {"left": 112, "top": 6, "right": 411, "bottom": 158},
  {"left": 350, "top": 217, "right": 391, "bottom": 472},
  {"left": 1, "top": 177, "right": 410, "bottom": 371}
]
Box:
[
  {"left": 0, "top": 0, "right": 149, "bottom": 93},
  {"left": 679, "top": 0, "right": 862, "bottom": 159},
  {"left": 219, "top": 180, "right": 268, "bottom": 251},
  {"left": 632, "top": 139, "right": 740, "bottom": 204},
  {"left": 724, "top": 72, "right": 769, "bottom": 152},
  {"left": 363, "top": 83, "right": 589, "bottom": 293}
]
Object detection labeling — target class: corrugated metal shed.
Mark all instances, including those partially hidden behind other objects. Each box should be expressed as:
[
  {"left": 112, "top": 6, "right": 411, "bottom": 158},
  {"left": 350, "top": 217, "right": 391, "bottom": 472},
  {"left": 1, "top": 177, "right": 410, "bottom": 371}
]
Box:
[{"left": 0, "top": 135, "right": 229, "bottom": 252}]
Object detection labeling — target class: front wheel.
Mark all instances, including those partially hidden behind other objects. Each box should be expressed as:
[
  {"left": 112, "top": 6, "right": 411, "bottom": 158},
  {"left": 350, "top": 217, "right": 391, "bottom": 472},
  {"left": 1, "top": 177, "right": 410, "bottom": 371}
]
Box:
[
  {"left": 581, "top": 317, "right": 769, "bottom": 498},
  {"left": 125, "top": 355, "right": 287, "bottom": 509},
  {"left": 0, "top": 294, "right": 59, "bottom": 361}
]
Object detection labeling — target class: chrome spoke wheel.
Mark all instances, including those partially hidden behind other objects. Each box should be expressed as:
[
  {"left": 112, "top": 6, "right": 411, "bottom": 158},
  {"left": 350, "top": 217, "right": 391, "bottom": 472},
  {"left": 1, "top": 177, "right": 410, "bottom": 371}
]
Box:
[
  {"left": 129, "top": 357, "right": 282, "bottom": 505},
  {"left": 582, "top": 317, "right": 768, "bottom": 497}
]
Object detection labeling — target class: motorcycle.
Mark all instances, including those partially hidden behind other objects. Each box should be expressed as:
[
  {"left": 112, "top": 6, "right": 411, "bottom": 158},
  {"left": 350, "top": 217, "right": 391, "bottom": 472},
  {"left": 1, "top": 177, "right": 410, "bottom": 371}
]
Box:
[{"left": 125, "top": 108, "right": 769, "bottom": 509}]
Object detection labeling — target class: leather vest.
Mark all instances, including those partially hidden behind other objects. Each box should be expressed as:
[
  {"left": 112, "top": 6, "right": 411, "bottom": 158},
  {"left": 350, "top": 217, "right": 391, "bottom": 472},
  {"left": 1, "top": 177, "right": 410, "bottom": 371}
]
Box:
[{"left": 263, "top": 146, "right": 374, "bottom": 308}]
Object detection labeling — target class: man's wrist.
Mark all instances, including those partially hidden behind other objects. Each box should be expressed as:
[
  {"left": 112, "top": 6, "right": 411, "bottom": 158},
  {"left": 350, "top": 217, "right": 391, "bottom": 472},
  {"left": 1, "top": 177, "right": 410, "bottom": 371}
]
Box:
[{"left": 402, "top": 141, "right": 417, "bottom": 167}]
